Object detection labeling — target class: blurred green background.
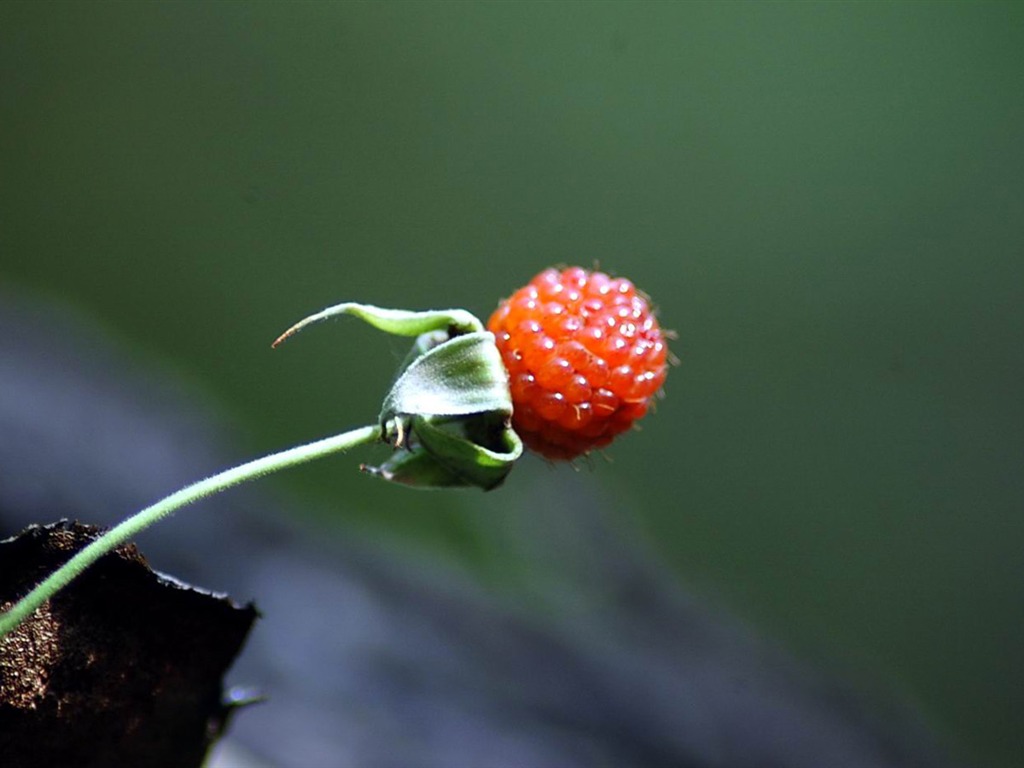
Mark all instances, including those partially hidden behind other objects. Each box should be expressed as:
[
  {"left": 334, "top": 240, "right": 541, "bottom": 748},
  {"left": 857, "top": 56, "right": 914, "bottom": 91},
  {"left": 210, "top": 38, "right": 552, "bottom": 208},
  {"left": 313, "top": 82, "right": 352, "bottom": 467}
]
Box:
[{"left": 2, "top": 2, "right": 1022, "bottom": 766}]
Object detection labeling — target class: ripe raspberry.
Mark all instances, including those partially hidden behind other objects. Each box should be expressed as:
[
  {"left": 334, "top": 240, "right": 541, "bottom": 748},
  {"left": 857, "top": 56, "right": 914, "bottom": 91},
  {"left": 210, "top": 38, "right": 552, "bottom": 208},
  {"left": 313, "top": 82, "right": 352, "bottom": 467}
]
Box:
[{"left": 488, "top": 266, "right": 668, "bottom": 460}]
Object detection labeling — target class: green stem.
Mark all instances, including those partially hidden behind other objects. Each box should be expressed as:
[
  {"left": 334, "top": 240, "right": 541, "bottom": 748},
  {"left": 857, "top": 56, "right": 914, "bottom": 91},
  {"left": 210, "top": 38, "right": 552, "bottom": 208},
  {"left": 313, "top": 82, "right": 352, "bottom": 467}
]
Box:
[{"left": 0, "top": 424, "right": 380, "bottom": 640}]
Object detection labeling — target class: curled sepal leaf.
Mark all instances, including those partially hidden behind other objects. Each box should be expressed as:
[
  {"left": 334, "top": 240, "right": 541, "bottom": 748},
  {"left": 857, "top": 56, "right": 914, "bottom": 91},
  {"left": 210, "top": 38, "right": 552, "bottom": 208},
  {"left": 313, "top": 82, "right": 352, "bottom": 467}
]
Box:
[
  {"left": 272, "top": 303, "right": 483, "bottom": 348},
  {"left": 373, "top": 330, "right": 520, "bottom": 490},
  {"left": 366, "top": 413, "right": 522, "bottom": 491},
  {"left": 414, "top": 413, "right": 523, "bottom": 489},
  {"left": 273, "top": 300, "right": 522, "bottom": 491},
  {"left": 381, "top": 331, "right": 512, "bottom": 424},
  {"left": 362, "top": 446, "right": 464, "bottom": 488}
]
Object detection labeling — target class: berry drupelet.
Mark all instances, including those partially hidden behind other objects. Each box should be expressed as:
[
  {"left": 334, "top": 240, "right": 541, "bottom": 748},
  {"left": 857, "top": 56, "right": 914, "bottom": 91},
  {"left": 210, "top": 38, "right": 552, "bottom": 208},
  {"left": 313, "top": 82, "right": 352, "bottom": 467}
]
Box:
[{"left": 488, "top": 266, "right": 668, "bottom": 461}]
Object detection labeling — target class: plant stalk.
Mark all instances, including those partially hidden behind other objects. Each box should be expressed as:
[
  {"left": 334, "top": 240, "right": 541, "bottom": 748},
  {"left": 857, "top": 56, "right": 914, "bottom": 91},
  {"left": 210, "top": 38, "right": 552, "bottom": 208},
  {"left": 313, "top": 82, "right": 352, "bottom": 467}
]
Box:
[{"left": 0, "top": 424, "right": 380, "bottom": 640}]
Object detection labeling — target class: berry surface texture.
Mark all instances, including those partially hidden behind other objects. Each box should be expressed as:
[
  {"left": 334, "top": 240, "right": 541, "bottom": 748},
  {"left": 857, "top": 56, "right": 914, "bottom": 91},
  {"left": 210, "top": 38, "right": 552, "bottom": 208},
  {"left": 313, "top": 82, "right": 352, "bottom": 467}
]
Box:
[{"left": 488, "top": 266, "right": 668, "bottom": 461}]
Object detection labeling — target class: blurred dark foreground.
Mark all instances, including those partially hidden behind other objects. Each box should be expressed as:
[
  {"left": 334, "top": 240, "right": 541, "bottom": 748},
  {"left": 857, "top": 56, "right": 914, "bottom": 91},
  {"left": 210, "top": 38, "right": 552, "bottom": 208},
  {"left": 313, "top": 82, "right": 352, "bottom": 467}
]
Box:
[
  {"left": 1, "top": 521, "right": 258, "bottom": 768},
  {"left": 0, "top": 289, "right": 958, "bottom": 768}
]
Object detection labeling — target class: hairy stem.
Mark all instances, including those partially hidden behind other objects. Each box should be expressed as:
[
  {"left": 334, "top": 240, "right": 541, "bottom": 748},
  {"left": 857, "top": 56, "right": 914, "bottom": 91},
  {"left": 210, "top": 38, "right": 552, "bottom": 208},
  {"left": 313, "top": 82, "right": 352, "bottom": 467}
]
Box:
[{"left": 0, "top": 424, "right": 381, "bottom": 639}]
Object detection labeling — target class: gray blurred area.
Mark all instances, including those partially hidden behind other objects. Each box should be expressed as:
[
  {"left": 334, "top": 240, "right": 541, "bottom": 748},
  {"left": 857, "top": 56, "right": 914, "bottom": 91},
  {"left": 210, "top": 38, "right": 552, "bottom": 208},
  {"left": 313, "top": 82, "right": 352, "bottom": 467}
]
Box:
[{"left": 0, "top": 291, "right": 958, "bottom": 767}]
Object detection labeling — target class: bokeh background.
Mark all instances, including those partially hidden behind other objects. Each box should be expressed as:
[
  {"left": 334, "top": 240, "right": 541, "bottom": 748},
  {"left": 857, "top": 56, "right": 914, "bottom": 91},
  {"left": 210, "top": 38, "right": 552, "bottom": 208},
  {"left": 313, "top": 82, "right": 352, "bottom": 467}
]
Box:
[{"left": 2, "top": 2, "right": 1022, "bottom": 766}]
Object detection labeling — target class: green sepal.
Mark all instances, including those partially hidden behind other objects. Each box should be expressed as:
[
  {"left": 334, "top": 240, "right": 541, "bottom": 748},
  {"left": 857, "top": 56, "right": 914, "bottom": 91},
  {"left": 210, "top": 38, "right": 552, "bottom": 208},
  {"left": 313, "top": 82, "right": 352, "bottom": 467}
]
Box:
[
  {"left": 381, "top": 331, "right": 512, "bottom": 424},
  {"left": 373, "top": 329, "right": 519, "bottom": 490},
  {"left": 274, "top": 301, "right": 521, "bottom": 491},
  {"left": 361, "top": 444, "right": 467, "bottom": 488},
  {"left": 273, "top": 302, "right": 483, "bottom": 347},
  {"left": 416, "top": 413, "right": 522, "bottom": 489},
  {"left": 365, "top": 413, "right": 522, "bottom": 491}
]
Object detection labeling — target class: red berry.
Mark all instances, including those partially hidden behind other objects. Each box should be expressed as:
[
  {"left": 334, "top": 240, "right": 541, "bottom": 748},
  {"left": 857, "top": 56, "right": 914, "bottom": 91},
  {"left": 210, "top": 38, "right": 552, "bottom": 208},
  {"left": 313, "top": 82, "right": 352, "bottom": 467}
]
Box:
[{"left": 488, "top": 267, "right": 668, "bottom": 460}]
